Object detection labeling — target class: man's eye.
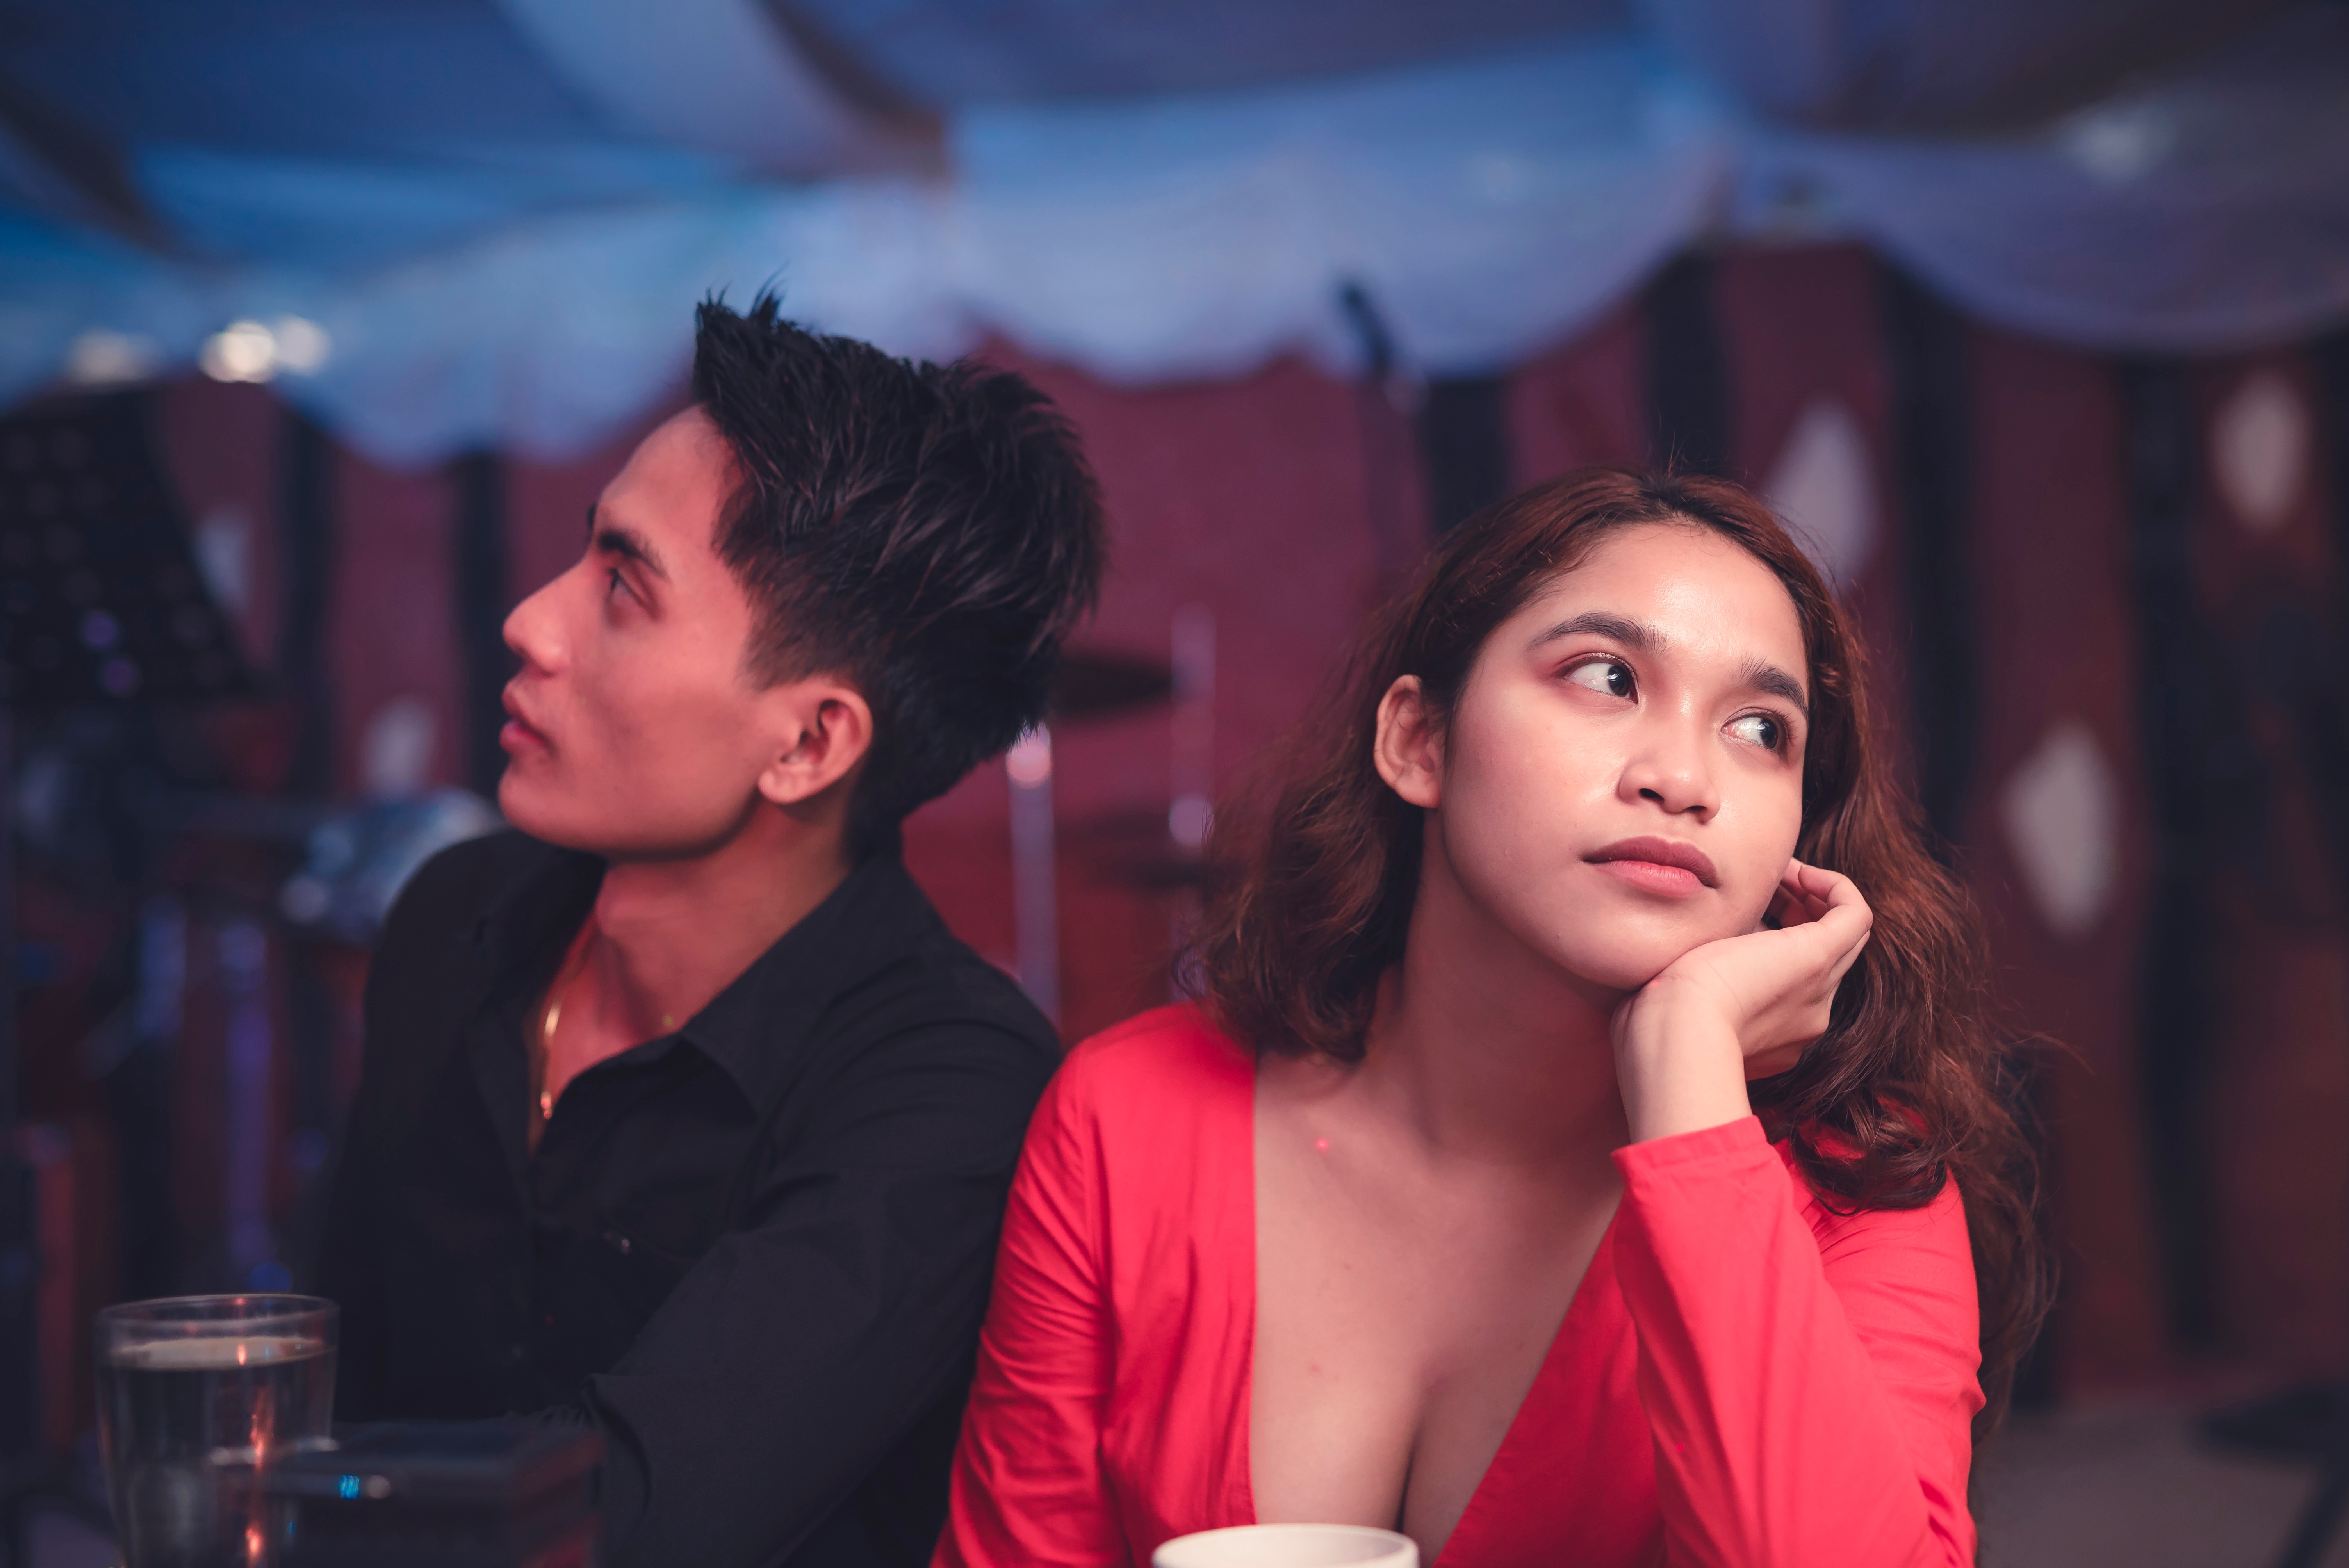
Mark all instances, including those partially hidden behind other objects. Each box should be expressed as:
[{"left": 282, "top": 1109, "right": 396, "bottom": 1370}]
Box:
[
  {"left": 606, "top": 568, "right": 631, "bottom": 602},
  {"left": 1727, "top": 713, "right": 1784, "bottom": 751},
  {"left": 1565, "top": 658, "right": 1634, "bottom": 699}
]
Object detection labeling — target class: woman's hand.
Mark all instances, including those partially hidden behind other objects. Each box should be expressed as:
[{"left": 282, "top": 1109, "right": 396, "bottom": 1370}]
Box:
[{"left": 1610, "top": 859, "right": 1874, "bottom": 1143}]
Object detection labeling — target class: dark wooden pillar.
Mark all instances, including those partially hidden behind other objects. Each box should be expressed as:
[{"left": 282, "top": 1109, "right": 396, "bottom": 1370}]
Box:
[{"left": 450, "top": 450, "right": 512, "bottom": 800}]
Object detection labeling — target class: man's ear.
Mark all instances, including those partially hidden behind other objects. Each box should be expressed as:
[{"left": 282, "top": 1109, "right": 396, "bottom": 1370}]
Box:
[
  {"left": 1372, "top": 675, "right": 1442, "bottom": 809},
  {"left": 754, "top": 677, "right": 874, "bottom": 808}
]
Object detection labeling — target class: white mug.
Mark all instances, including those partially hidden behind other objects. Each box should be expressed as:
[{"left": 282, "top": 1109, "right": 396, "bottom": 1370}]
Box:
[{"left": 1153, "top": 1524, "right": 1419, "bottom": 1568}]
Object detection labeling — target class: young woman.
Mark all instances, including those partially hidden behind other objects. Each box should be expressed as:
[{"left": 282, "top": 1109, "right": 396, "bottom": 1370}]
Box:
[{"left": 934, "top": 469, "right": 2045, "bottom": 1568}]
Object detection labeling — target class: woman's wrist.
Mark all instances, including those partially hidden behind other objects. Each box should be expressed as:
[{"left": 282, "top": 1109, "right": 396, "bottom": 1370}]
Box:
[{"left": 1614, "top": 987, "right": 1753, "bottom": 1144}]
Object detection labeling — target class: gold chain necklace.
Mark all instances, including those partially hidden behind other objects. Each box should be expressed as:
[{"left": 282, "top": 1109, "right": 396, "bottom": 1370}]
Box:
[
  {"left": 531, "top": 947, "right": 681, "bottom": 1129},
  {"left": 535, "top": 959, "right": 582, "bottom": 1123}
]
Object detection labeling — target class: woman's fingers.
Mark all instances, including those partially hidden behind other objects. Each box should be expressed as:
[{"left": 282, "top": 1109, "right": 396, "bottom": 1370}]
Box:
[
  {"left": 1770, "top": 859, "right": 1863, "bottom": 930},
  {"left": 1822, "top": 927, "right": 1871, "bottom": 989},
  {"left": 1786, "top": 857, "right": 1861, "bottom": 905},
  {"left": 1787, "top": 860, "right": 1869, "bottom": 920},
  {"left": 1777, "top": 859, "right": 1873, "bottom": 972},
  {"left": 1778, "top": 907, "right": 1870, "bottom": 990}
]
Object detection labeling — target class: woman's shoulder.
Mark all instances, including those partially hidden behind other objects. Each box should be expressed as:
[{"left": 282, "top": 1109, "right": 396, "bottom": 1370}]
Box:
[
  {"left": 1049, "top": 1002, "right": 1256, "bottom": 1123},
  {"left": 1019, "top": 1003, "right": 1256, "bottom": 1231}
]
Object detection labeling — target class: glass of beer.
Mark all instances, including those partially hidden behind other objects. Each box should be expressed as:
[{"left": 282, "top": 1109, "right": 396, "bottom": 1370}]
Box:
[{"left": 94, "top": 1294, "right": 339, "bottom": 1568}]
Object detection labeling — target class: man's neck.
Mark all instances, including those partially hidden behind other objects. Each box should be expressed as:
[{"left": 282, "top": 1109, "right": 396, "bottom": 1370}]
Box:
[{"left": 573, "top": 807, "right": 857, "bottom": 1048}]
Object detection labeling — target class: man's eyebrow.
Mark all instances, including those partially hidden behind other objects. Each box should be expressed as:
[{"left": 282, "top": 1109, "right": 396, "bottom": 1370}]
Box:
[
  {"left": 1527, "top": 610, "right": 1657, "bottom": 652},
  {"left": 586, "top": 504, "right": 670, "bottom": 581}
]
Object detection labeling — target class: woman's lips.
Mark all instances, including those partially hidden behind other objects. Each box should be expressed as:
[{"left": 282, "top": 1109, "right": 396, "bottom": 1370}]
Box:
[
  {"left": 1590, "top": 857, "right": 1705, "bottom": 896},
  {"left": 1585, "top": 836, "right": 1718, "bottom": 896}
]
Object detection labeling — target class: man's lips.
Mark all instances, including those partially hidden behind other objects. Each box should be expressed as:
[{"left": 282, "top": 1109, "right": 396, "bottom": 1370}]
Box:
[
  {"left": 1585, "top": 836, "right": 1718, "bottom": 895},
  {"left": 499, "top": 689, "right": 550, "bottom": 754}
]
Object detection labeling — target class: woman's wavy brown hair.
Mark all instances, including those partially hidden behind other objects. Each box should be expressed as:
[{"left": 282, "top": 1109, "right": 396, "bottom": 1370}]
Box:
[{"left": 1191, "top": 465, "right": 2050, "bottom": 1434}]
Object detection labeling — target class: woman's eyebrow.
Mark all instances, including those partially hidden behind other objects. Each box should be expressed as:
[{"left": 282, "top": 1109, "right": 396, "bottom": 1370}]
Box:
[
  {"left": 1527, "top": 610, "right": 1655, "bottom": 651},
  {"left": 1744, "top": 661, "right": 1810, "bottom": 719},
  {"left": 1530, "top": 609, "right": 1809, "bottom": 716}
]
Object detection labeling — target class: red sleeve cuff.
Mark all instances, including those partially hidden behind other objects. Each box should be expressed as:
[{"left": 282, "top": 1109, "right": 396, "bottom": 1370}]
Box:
[{"left": 1610, "top": 1113, "right": 1770, "bottom": 1178}]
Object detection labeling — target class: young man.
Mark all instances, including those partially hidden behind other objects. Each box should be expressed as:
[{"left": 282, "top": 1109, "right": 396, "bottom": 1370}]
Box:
[{"left": 318, "top": 296, "right": 1105, "bottom": 1567}]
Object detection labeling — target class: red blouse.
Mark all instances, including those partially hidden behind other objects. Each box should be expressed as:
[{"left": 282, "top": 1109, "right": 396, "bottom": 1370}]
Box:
[{"left": 935, "top": 1007, "right": 1983, "bottom": 1568}]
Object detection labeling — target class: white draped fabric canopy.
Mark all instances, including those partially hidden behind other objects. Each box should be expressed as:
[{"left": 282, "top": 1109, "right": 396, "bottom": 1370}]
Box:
[{"left": 2, "top": 0, "right": 2344, "bottom": 466}]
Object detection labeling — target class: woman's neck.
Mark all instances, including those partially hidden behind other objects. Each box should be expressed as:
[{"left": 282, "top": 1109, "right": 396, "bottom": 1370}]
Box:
[{"left": 1357, "top": 832, "right": 1630, "bottom": 1174}]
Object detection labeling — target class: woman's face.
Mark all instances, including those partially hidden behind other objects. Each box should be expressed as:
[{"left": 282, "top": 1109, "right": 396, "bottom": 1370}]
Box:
[{"left": 1385, "top": 521, "right": 1813, "bottom": 993}]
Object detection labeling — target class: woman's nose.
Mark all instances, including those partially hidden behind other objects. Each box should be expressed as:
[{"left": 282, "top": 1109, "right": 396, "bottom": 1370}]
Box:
[{"left": 1620, "top": 723, "right": 1718, "bottom": 817}]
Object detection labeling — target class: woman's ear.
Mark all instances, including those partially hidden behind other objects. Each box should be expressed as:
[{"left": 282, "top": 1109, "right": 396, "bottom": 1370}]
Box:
[
  {"left": 1373, "top": 675, "right": 1443, "bottom": 809},
  {"left": 755, "top": 678, "right": 873, "bottom": 808}
]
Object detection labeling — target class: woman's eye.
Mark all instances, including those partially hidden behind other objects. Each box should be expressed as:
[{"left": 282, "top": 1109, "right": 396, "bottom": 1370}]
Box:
[
  {"left": 1565, "top": 658, "right": 1634, "bottom": 699},
  {"left": 606, "top": 568, "right": 631, "bottom": 603},
  {"left": 1728, "top": 713, "right": 1784, "bottom": 751}
]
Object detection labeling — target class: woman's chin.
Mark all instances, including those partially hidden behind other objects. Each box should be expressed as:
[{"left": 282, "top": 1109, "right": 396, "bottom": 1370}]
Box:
[{"left": 1548, "top": 929, "right": 1733, "bottom": 996}]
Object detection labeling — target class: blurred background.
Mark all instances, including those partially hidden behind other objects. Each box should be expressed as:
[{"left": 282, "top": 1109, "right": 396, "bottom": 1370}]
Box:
[{"left": 2, "top": 2, "right": 2347, "bottom": 1563}]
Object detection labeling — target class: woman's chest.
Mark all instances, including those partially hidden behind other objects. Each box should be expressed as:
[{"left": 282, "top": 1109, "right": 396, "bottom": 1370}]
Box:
[
  {"left": 1248, "top": 1128, "right": 1624, "bottom": 1557},
  {"left": 1092, "top": 1183, "right": 1659, "bottom": 1568}
]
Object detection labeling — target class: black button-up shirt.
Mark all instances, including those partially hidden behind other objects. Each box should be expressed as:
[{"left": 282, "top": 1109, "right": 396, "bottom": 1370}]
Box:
[{"left": 317, "top": 831, "right": 1059, "bottom": 1567}]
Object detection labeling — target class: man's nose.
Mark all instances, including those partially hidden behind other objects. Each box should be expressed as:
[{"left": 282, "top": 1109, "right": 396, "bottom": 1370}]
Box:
[{"left": 503, "top": 579, "right": 565, "bottom": 674}]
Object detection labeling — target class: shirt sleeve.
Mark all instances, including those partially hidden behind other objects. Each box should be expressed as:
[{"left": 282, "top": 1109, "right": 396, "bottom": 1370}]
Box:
[
  {"left": 1610, "top": 1115, "right": 1983, "bottom": 1568},
  {"left": 932, "top": 1062, "right": 1126, "bottom": 1568},
  {"left": 581, "top": 1019, "right": 1055, "bottom": 1568}
]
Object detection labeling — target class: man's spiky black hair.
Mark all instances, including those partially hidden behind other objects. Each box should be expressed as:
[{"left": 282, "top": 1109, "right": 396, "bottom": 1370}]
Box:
[{"left": 692, "top": 293, "right": 1106, "bottom": 857}]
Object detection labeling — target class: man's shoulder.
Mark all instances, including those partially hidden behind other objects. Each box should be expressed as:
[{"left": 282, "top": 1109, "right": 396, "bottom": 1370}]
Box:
[
  {"left": 845, "top": 919, "right": 1059, "bottom": 1068},
  {"left": 348, "top": 832, "right": 563, "bottom": 1124},
  {"left": 810, "top": 862, "right": 1061, "bottom": 1071},
  {"left": 366, "top": 829, "right": 579, "bottom": 1027},
  {"left": 386, "top": 828, "right": 556, "bottom": 932}
]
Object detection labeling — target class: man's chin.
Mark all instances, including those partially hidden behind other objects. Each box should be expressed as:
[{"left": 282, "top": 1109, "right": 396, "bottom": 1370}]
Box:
[
  {"left": 495, "top": 775, "right": 595, "bottom": 850},
  {"left": 495, "top": 779, "right": 751, "bottom": 862}
]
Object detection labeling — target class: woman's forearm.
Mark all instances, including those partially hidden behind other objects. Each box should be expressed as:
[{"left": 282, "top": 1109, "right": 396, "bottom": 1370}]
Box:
[{"left": 1610, "top": 1120, "right": 1979, "bottom": 1568}]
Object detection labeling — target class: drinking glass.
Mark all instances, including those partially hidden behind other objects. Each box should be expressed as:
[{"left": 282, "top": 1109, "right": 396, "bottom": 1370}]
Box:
[
  {"left": 94, "top": 1294, "right": 339, "bottom": 1568},
  {"left": 1153, "top": 1524, "right": 1420, "bottom": 1568}
]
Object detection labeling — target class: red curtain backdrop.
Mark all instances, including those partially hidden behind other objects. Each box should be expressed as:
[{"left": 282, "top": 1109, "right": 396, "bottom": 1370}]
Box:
[
  {"left": 2188, "top": 350, "right": 2349, "bottom": 1380},
  {"left": 1714, "top": 247, "right": 1912, "bottom": 753},
  {"left": 1963, "top": 327, "right": 2169, "bottom": 1389}
]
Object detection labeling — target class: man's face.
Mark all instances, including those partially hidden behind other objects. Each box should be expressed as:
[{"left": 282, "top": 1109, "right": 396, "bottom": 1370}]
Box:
[{"left": 497, "top": 409, "right": 806, "bottom": 857}]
